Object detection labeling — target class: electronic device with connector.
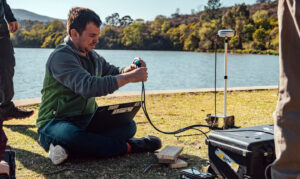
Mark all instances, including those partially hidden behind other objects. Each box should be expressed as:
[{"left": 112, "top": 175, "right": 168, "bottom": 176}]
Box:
[
  {"left": 180, "top": 168, "right": 214, "bottom": 179},
  {"left": 205, "top": 29, "right": 237, "bottom": 129},
  {"left": 206, "top": 124, "right": 274, "bottom": 179},
  {"left": 218, "top": 29, "right": 235, "bottom": 38}
]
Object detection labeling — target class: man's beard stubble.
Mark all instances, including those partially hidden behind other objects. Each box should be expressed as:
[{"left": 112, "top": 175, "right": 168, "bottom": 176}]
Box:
[{"left": 78, "top": 46, "right": 89, "bottom": 54}]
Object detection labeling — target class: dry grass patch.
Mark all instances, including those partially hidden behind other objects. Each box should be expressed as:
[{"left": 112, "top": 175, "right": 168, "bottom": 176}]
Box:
[{"left": 3, "top": 89, "right": 277, "bottom": 178}]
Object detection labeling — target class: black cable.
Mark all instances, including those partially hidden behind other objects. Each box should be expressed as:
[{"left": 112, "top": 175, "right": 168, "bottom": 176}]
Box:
[
  {"left": 140, "top": 81, "right": 211, "bottom": 136},
  {"left": 140, "top": 81, "right": 274, "bottom": 137},
  {"left": 264, "top": 163, "right": 272, "bottom": 179},
  {"left": 211, "top": 36, "right": 218, "bottom": 129},
  {"left": 174, "top": 130, "right": 210, "bottom": 138},
  {"left": 191, "top": 128, "right": 209, "bottom": 139}
]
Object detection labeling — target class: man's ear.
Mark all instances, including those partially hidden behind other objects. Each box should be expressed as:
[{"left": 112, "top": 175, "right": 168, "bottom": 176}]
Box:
[{"left": 70, "top": 29, "right": 79, "bottom": 38}]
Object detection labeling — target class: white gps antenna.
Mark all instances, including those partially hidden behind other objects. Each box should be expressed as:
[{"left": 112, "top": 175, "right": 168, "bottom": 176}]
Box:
[
  {"left": 206, "top": 29, "right": 236, "bottom": 129},
  {"left": 218, "top": 29, "right": 235, "bottom": 38}
]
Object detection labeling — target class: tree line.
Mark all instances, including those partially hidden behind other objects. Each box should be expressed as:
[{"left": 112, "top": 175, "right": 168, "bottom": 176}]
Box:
[{"left": 11, "top": 0, "right": 279, "bottom": 53}]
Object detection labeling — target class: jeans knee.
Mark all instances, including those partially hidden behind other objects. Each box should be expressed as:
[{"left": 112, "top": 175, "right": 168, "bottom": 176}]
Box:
[
  {"left": 38, "top": 131, "right": 51, "bottom": 151},
  {"left": 128, "top": 120, "right": 137, "bottom": 138}
]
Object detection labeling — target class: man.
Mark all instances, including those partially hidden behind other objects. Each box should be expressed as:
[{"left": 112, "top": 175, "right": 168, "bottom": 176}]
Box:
[
  {"left": 0, "top": 0, "right": 34, "bottom": 119},
  {"left": 0, "top": 0, "right": 33, "bottom": 176},
  {"left": 36, "top": 7, "right": 161, "bottom": 165},
  {"left": 271, "top": 0, "right": 300, "bottom": 178}
]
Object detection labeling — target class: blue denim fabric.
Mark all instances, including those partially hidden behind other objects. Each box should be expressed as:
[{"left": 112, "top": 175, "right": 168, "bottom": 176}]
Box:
[{"left": 38, "top": 116, "right": 136, "bottom": 158}]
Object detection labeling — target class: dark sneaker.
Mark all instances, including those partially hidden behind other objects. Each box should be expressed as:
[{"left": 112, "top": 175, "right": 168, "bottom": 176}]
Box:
[
  {"left": 0, "top": 106, "right": 34, "bottom": 120},
  {"left": 128, "top": 136, "right": 162, "bottom": 153}
]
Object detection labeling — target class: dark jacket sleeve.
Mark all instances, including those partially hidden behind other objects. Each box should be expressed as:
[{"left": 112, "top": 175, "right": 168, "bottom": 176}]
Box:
[
  {"left": 3, "top": 0, "right": 16, "bottom": 23},
  {"left": 97, "top": 54, "right": 124, "bottom": 76},
  {"left": 48, "top": 51, "right": 119, "bottom": 99}
]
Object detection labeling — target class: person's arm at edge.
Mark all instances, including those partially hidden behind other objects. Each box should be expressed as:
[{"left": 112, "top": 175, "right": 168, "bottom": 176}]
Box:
[
  {"left": 3, "top": 0, "right": 16, "bottom": 23},
  {"left": 286, "top": 0, "right": 300, "bottom": 37}
]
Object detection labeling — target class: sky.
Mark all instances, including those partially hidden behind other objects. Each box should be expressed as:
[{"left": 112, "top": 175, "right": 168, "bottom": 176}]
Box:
[{"left": 7, "top": 0, "right": 257, "bottom": 21}]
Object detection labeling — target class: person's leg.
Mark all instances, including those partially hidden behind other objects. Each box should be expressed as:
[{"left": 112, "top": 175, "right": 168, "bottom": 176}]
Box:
[
  {"left": 0, "top": 37, "right": 33, "bottom": 120},
  {"left": 0, "top": 120, "right": 7, "bottom": 161},
  {"left": 0, "top": 67, "right": 14, "bottom": 110},
  {"left": 0, "top": 37, "right": 15, "bottom": 109},
  {"left": 66, "top": 114, "right": 137, "bottom": 146},
  {"left": 98, "top": 120, "right": 136, "bottom": 141},
  {"left": 271, "top": 0, "right": 300, "bottom": 178},
  {"left": 38, "top": 118, "right": 129, "bottom": 158}
]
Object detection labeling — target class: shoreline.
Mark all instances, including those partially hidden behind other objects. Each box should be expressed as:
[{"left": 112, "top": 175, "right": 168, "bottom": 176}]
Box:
[
  {"left": 13, "top": 85, "right": 278, "bottom": 107},
  {"left": 14, "top": 47, "right": 279, "bottom": 56}
]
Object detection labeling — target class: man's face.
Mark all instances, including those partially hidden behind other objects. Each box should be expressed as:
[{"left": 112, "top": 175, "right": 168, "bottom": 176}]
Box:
[{"left": 73, "top": 22, "right": 100, "bottom": 54}]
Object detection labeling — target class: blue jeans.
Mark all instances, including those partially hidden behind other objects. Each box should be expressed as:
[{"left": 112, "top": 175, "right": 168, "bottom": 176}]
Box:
[{"left": 38, "top": 116, "right": 136, "bottom": 158}]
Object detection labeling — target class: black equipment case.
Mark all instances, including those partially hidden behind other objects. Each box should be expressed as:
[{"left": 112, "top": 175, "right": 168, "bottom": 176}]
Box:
[{"left": 206, "top": 124, "right": 275, "bottom": 179}]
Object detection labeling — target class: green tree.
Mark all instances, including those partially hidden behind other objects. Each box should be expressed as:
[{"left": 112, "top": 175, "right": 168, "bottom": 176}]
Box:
[
  {"left": 41, "top": 20, "right": 66, "bottom": 48},
  {"left": 97, "top": 25, "right": 123, "bottom": 49},
  {"left": 41, "top": 32, "right": 64, "bottom": 48},
  {"left": 222, "top": 10, "right": 235, "bottom": 29},
  {"left": 171, "top": 8, "right": 180, "bottom": 18},
  {"left": 184, "top": 31, "right": 199, "bottom": 51},
  {"left": 161, "top": 20, "right": 170, "bottom": 33},
  {"left": 242, "top": 24, "right": 255, "bottom": 41},
  {"left": 122, "top": 22, "right": 148, "bottom": 49},
  {"left": 119, "top": 15, "right": 133, "bottom": 27},
  {"left": 206, "top": 0, "right": 221, "bottom": 11},
  {"left": 222, "top": 3, "right": 250, "bottom": 35},
  {"left": 229, "top": 35, "right": 240, "bottom": 49},
  {"left": 252, "top": 28, "right": 267, "bottom": 50},
  {"left": 253, "top": 28, "right": 267, "bottom": 42},
  {"left": 203, "top": 0, "right": 222, "bottom": 20},
  {"left": 150, "top": 15, "right": 167, "bottom": 36},
  {"left": 183, "top": 23, "right": 200, "bottom": 51},
  {"left": 11, "top": 21, "right": 48, "bottom": 47},
  {"left": 166, "top": 24, "right": 191, "bottom": 50},
  {"left": 105, "top": 13, "right": 120, "bottom": 26},
  {"left": 46, "top": 20, "right": 65, "bottom": 33},
  {"left": 198, "top": 19, "right": 221, "bottom": 51},
  {"left": 252, "top": 10, "right": 270, "bottom": 29},
  {"left": 266, "top": 26, "right": 279, "bottom": 50}
]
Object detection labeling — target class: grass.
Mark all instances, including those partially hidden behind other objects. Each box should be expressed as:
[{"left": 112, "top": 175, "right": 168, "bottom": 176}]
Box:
[{"left": 3, "top": 89, "right": 277, "bottom": 178}]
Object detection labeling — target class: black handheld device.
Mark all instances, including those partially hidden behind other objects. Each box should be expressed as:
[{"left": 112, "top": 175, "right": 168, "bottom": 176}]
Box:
[{"left": 180, "top": 168, "right": 214, "bottom": 179}]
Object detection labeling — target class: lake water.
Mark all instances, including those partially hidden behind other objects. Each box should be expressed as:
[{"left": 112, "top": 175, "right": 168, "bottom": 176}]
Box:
[{"left": 13, "top": 48, "right": 279, "bottom": 100}]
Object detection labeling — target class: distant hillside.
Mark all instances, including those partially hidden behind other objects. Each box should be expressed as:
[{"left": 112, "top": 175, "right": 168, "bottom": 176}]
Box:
[
  {"left": 11, "top": 9, "right": 66, "bottom": 23},
  {"left": 168, "top": 1, "right": 278, "bottom": 27}
]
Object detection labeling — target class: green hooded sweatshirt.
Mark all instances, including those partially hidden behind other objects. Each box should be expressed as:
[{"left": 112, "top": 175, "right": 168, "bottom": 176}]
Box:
[{"left": 36, "top": 37, "right": 123, "bottom": 129}]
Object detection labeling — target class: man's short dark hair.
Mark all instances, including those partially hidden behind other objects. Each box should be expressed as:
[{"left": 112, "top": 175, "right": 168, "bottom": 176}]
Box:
[{"left": 67, "top": 7, "right": 102, "bottom": 35}]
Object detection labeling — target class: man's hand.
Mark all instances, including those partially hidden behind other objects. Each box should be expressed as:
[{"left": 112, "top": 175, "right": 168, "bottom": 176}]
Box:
[
  {"left": 123, "top": 57, "right": 146, "bottom": 73},
  {"left": 128, "top": 67, "right": 148, "bottom": 82},
  {"left": 8, "top": 21, "right": 18, "bottom": 33},
  {"left": 123, "top": 64, "right": 137, "bottom": 73},
  {"left": 116, "top": 67, "right": 148, "bottom": 88},
  {"left": 133, "top": 57, "right": 146, "bottom": 67},
  {"left": 0, "top": 161, "right": 9, "bottom": 175}
]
